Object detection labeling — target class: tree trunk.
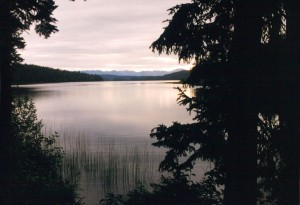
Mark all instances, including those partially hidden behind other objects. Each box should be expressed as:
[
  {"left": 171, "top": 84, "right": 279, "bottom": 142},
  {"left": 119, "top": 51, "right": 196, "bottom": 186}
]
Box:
[
  {"left": 0, "top": 1, "right": 14, "bottom": 203},
  {"left": 277, "top": 1, "right": 300, "bottom": 205},
  {"left": 224, "top": 1, "right": 263, "bottom": 205}
]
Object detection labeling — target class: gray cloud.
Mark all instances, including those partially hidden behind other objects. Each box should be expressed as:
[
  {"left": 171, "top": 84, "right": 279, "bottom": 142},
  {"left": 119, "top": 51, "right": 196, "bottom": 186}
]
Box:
[{"left": 21, "top": 0, "right": 191, "bottom": 71}]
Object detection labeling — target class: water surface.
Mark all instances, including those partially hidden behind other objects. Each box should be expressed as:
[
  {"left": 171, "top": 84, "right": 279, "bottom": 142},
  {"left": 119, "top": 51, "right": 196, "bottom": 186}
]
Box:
[
  {"left": 14, "top": 81, "right": 209, "bottom": 204},
  {"left": 17, "top": 81, "right": 193, "bottom": 137}
]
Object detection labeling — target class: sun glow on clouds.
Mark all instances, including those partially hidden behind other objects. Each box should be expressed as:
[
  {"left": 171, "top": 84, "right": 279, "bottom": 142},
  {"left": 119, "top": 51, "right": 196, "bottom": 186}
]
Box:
[{"left": 20, "top": 0, "right": 191, "bottom": 72}]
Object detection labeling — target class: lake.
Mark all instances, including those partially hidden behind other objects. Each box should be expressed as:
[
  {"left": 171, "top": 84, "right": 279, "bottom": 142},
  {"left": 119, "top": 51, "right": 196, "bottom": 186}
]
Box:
[{"left": 14, "top": 81, "right": 210, "bottom": 205}]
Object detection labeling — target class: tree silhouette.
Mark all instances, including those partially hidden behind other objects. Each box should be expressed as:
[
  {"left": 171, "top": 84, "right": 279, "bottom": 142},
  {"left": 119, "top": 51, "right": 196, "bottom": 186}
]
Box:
[
  {"left": 151, "top": 0, "right": 299, "bottom": 204},
  {"left": 0, "top": 1, "right": 58, "bottom": 203}
]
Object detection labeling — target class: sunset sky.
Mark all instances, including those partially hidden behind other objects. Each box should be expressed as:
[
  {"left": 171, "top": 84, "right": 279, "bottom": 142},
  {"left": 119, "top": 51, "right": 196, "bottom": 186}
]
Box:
[{"left": 21, "top": 0, "right": 191, "bottom": 72}]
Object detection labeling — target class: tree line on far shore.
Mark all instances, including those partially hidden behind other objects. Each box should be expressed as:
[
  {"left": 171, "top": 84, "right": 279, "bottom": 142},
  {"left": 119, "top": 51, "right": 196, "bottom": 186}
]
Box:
[{"left": 12, "top": 64, "right": 103, "bottom": 85}]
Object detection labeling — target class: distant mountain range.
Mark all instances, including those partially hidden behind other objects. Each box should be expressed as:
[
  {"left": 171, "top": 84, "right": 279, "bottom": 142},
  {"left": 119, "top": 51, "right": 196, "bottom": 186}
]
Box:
[
  {"left": 81, "top": 69, "right": 190, "bottom": 81},
  {"left": 81, "top": 69, "right": 185, "bottom": 77}
]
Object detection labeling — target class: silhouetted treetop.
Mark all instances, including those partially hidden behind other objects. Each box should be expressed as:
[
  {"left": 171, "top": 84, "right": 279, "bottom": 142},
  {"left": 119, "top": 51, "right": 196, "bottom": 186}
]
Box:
[
  {"left": 2, "top": 0, "right": 58, "bottom": 64},
  {"left": 151, "top": 0, "right": 287, "bottom": 65},
  {"left": 12, "top": 0, "right": 58, "bottom": 36},
  {"left": 151, "top": 1, "right": 234, "bottom": 64}
]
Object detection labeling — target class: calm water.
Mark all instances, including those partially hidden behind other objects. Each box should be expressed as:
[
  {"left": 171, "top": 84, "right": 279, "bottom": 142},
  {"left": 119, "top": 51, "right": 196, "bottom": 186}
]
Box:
[
  {"left": 14, "top": 81, "right": 210, "bottom": 204},
  {"left": 16, "top": 81, "right": 193, "bottom": 136}
]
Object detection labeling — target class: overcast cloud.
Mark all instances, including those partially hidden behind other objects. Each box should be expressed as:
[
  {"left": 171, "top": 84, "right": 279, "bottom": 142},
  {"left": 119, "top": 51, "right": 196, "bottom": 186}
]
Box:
[{"left": 20, "top": 0, "right": 191, "bottom": 71}]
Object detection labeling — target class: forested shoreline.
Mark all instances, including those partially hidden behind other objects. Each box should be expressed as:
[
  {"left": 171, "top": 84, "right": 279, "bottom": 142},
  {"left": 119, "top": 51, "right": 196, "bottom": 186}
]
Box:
[
  {"left": 12, "top": 64, "right": 189, "bottom": 84},
  {"left": 12, "top": 64, "right": 103, "bottom": 84}
]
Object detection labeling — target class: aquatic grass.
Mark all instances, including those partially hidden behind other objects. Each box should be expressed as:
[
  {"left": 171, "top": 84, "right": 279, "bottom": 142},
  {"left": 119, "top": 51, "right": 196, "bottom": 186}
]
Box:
[
  {"left": 44, "top": 128, "right": 166, "bottom": 203},
  {"left": 41, "top": 126, "right": 210, "bottom": 205}
]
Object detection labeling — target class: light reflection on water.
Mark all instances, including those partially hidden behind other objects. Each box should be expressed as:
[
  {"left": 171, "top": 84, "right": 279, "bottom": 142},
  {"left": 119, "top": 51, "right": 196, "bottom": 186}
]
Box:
[
  {"left": 14, "top": 81, "right": 209, "bottom": 205},
  {"left": 14, "top": 81, "right": 194, "bottom": 138}
]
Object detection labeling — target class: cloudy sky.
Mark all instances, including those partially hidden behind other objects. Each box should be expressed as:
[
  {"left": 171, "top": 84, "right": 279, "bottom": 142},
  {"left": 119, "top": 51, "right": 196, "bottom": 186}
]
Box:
[{"left": 21, "top": 0, "right": 191, "bottom": 72}]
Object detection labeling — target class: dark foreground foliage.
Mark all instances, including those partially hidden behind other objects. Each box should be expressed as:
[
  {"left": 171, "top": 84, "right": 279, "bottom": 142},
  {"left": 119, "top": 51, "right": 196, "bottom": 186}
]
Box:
[
  {"left": 8, "top": 98, "right": 83, "bottom": 205},
  {"left": 100, "top": 171, "right": 223, "bottom": 205},
  {"left": 149, "top": 0, "right": 299, "bottom": 204}
]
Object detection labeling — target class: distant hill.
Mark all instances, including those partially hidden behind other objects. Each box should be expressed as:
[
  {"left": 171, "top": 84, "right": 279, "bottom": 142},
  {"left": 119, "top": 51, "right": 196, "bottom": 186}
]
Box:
[
  {"left": 82, "top": 69, "right": 190, "bottom": 81},
  {"left": 129, "top": 70, "right": 190, "bottom": 81},
  {"left": 12, "top": 64, "right": 103, "bottom": 84},
  {"left": 161, "top": 70, "right": 190, "bottom": 80}
]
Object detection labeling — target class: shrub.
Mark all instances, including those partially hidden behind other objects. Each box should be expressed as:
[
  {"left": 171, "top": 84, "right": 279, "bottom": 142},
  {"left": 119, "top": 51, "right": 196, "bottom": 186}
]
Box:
[
  {"left": 100, "top": 172, "right": 222, "bottom": 205},
  {"left": 10, "top": 98, "right": 83, "bottom": 205}
]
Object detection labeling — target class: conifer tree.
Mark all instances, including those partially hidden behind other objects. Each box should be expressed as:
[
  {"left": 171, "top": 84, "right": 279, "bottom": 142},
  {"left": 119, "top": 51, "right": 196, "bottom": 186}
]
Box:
[
  {"left": 151, "top": 0, "right": 299, "bottom": 204},
  {"left": 0, "top": 1, "right": 58, "bottom": 203}
]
